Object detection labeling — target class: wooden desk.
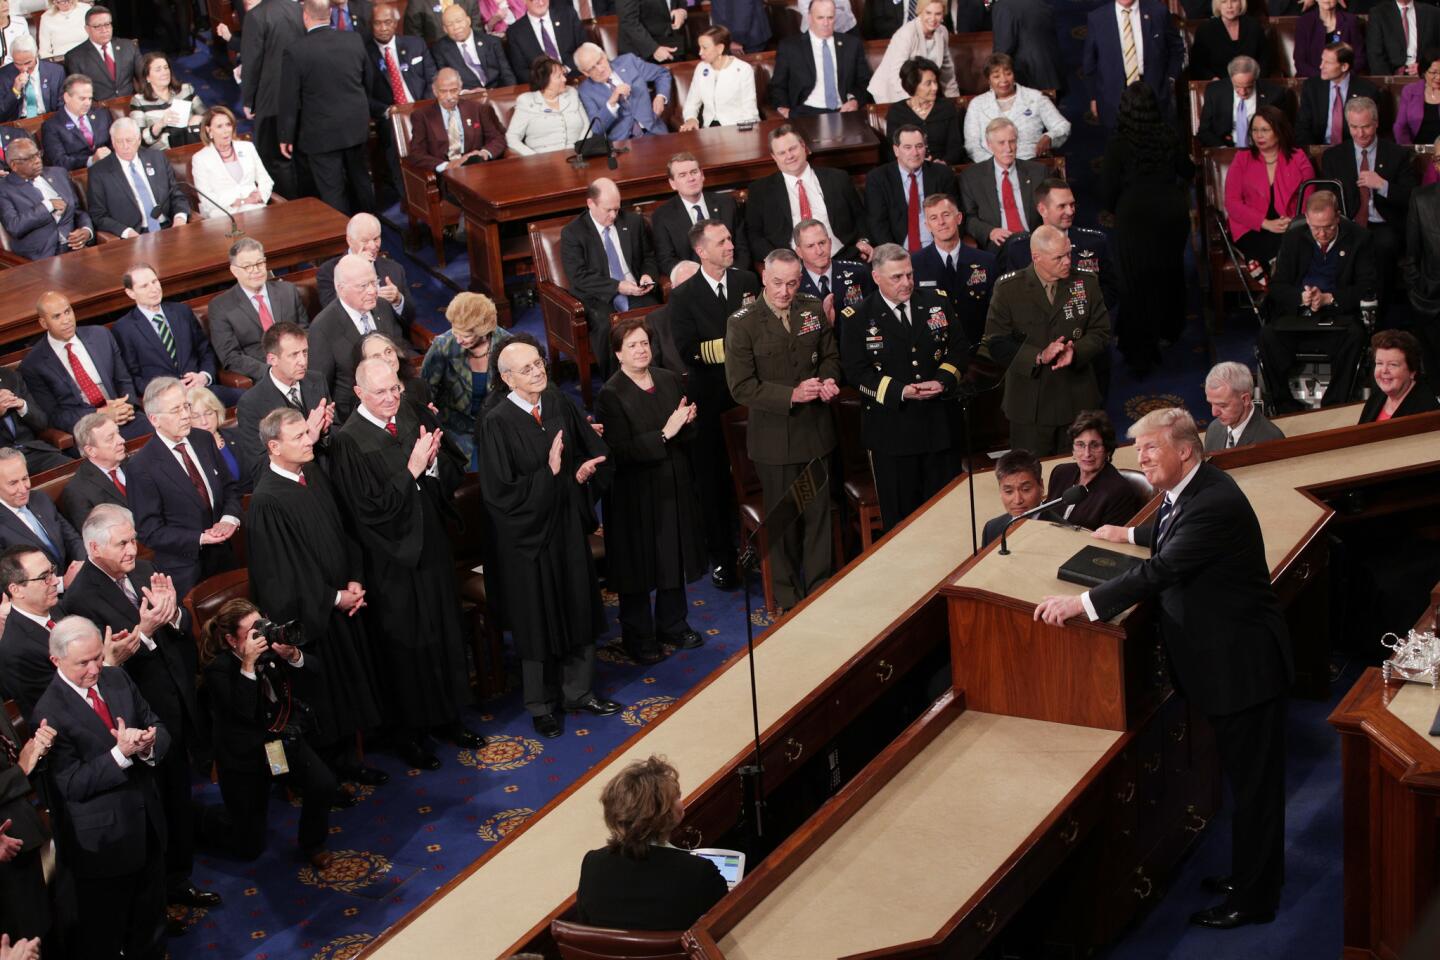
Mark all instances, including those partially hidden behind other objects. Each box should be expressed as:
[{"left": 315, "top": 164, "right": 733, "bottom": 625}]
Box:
[
  {"left": 0, "top": 198, "right": 349, "bottom": 347},
  {"left": 442, "top": 113, "right": 881, "bottom": 321}
]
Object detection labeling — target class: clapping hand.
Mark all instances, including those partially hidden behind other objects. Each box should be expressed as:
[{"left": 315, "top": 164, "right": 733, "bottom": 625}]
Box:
[
  {"left": 575, "top": 453, "right": 606, "bottom": 484},
  {"left": 662, "top": 396, "right": 697, "bottom": 440},
  {"left": 548, "top": 430, "right": 565, "bottom": 475},
  {"left": 17, "top": 719, "right": 54, "bottom": 775},
  {"left": 406, "top": 426, "right": 442, "bottom": 478},
  {"left": 0, "top": 933, "right": 42, "bottom": 960},
  {"left": 305, "top": 398, "right": 334, "bottom": 442},
  {"left": 111, "top": 716, "right": 156, "bottom": 758},
  {"left": 102, "top": 626, "right": 141, "bottom": 667},
  {"left": 0, "top": 820, "right": 23, "bottom": 862}
]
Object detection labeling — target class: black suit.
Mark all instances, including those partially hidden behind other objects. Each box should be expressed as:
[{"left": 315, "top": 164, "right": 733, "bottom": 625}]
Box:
[
  {"left": 405, "top": 0, "right": 478, "bottom": 43},
  {"left": 1368, "top": 0, "right": 1440, "bottom": 75},
  {"left": 206, "top": 279, "right": 312, "bottom": 382},
  {"left": 64, "top": 558, "right": 201, "bottom": 894},
  {"left": 241, "top": 0, "right": 306, "bottom": 197},
  {"left": 0, "top": 704, "right": 49, "bottom": 941},
  {"left": 990, "top": 0, "right": 1064, "bottom": 91},
  {"left": 769, "top": 31, "right": 871, "bottom": 114},
  {"left": 329, "top": 0, "right": 373, "bottom": 35},
  {"left": 745, "top": 165, "right": 868, "bottom": 260},
  {"left": 505, "top": 5, "right": 585, "bottom": 76},
  {"left": 85, "top": 148, "right": 192, "bottom": 237},
  {"left": 317, "top": 253, "right": 416, "bottom": 328},
  {"left": 618, "top": 0, "right": 690, "bottom": 60},
  {"left": 0, "top": 366, "right": 71, "bottom": 473},
  {"left": 235, "top": 370, "right": 332, "bottom": 480},
  {"left": 366, "top": 34, "right": 438, "bottom": 195},
  {"left": 58, "top": 459, "right": 129, "bottom": 530},
  {"left": 279, "top": 25, "right": 377, "bottom": 214},
  {"left": 1089, "top": 462, "right": 1290, "bottom": 915},
  {"left": 307, "top": 299, "right": 408, "bottom": 421},
  {"left": 0, "top": 614, "right": 53, "bottom": 720},
  {"left": 1319, "top": 140, "right": 1415, "bottom": 298},
  {"left": 576, "top": 845, "right": 728, "bottom": 931},
  {"left": 559, "top": 210, "right": 661, "bottom": 378},
  {"left": 62, "top": 38, "right": 141, "bottom": 99},
  {"left": 0, "top": 59, "right": 64, "bottom": 121},
  {"left": 1294, "top": 75, "right": 1379, "bottom": 146},
  {"left": 958, "top": 157, "right": 1045, "bottom": 250},
  {"left": 863, "top": 160, "right": 959, "bottom": 250},
  {"left": 34, "top": 666, "right": 171, "bottom": 960},
  {"left": 431, "top": 31, "right": 516, "bottom": 89},
  {"left": 40, "top": 107, "right": 111, "bottom": 170},
  {"left": 650, "top": 190, "right": 750, "bottom": 277},
  {"left": 0, "top": 490, "right": 83, "bottom": 570},
  {"left": 1358, "top": 380, "right": 1440, "bottom": 421},
  {"left": 1196, "top": 79, "right": 1286, "bottom": 148}
]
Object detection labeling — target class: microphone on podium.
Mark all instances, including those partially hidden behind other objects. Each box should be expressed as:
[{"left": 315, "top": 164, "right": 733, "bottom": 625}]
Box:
[{"left": 997, "top": 485, "right": 1088, "bottom": 557}]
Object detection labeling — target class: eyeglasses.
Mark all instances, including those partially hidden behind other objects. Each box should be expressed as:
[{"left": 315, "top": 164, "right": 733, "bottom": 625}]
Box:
[
  {"left": 159, "top": 403, "right": 193, "bottom": 417},
  {"left": 1072, "top": 440, "right": 1106, "bottom": 452},
  {"left": 512, "top": 359, "right": 547, "bottom": 378},
  {"left": 234, "top": 258, "right": 267, "bottom": 273},
  {"left": 18, "top": 566, "right": 59, "bottom": 584},
  {"left": 89, "top": 19, "right": 113, "bottom": 28}
]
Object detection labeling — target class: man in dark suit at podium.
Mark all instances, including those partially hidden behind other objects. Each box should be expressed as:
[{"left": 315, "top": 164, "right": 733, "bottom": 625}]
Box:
[{"left": 1037, "top": 406, "right": 1291, "bottom": 931}]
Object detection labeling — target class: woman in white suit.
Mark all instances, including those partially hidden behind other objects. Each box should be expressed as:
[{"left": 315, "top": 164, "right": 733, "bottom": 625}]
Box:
[
  {"left": 506, "top": 55, "right": 590, "bottom": 156},
  {"left": 190, "top": 105, "right": 275, "bottom": 220},
  {"left": 679, "top": 26, "right": 759, "bottom": 130},
  {"left": 867, "top": 0, "right": 959, "bottom": 104}
]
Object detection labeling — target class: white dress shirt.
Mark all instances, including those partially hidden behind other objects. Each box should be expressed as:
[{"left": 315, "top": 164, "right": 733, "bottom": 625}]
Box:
[
  {"left": 897, "top": 165, "right": 932, "bottom": 246},
  {"left": 591, "top": 214, "right": 634, "bottom": 281},
  {"left": 338, "top": 298, "right": 377, "bottom": 336},
  {"left": 1226, "top": 405, "right": 1256, "bottom": 448},
  {"left": 527, "top": 12, "right": 558, "bottom": 55},
  {"left": 803, "top": 33, "right": 845, "bottom": 111},
  {"left": 991, "top": 162, "right": 1030, "bottom": 231},
  {"left": 784, "top": 165, "right": 839, "bottom": 250},
  {"left": 1398, "top": 1, "right": 1418, "bottom": 66},
  {"left": 1353, "top": 141, "right": 1389, "bottom": 221},
  {"left": 47, "top": 333, "right": 107, "bottom": 398},
  {"left": 963, "top": 86, "right": 1072, "bottom": 161},
  {"left": 156, "top": 432, "right": 241, "bottom": 530}
]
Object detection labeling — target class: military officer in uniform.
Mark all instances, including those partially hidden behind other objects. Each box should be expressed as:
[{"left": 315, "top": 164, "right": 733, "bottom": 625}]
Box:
[
  {"left": 840, "top": 244, "right": 968, "bottom": 532},
  {"left": 913, "top": 193, "right": 996, "bottom": 346},
  {"left": 983, "top": 225, "right": 1111, "bottom": 456},
  {"left": 725, "top": 248, "right": 841, "bottom": 612},
  {"left": 997, "top": 178, "right": 1119, "bottom": 314},
  {"left": 795, "top": 218, "right": 875, "bottom": 327}
]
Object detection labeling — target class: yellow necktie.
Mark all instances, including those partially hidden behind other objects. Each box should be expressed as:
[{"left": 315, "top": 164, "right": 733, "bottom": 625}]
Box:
[{"left": 1121, "top": 10, "right": 1140, "bottom": 85}]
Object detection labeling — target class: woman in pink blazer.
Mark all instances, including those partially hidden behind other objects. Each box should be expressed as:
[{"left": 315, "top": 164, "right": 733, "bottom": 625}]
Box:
[
  {"left": 1225, "top": 105, "right": 1315, "bottom": 267},
  {"left": 475, "top": 0, "right": 526, "bottom": 35}
]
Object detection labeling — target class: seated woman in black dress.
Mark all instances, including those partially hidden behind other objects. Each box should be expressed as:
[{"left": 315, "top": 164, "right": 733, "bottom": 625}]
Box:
[
  {"left": 1045, "top": 410, "right": 1146, "bottom": 530},
  {"left": 1359, "top": 330, "right": 1440, "bottom": 423},
  {"left": 576, "top": 755, "right": 729, "bottom": 930},
  {"left": 1189, "top": 0, "right": 1266, "bottom": 80},
  {"left": 884, "top": 57, "right": 966, "bottom": 164}
]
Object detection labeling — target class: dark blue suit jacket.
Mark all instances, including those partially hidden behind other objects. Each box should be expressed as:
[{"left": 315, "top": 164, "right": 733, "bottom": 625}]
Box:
[
  {"left": 1081, "top": 0, "right": 1184, "bottom": 128},
  {"left": 0, "top": 60, "right": 65, "bottom": 121},
  {"left": 365, "top": 34, "right": 436, "bottom": 113},
  {"left": 126, "top": 428, "right": 241, "bottom": 600},
  {"left": 40, "top": 108, "right": 113, "bottom": 171},
  {"left": 19, "top": 327, "right": 138, "bottom": 434},
  {"left": 913, "top": 241, "right": 997, "bottom": 345},
  {"left": 431, "top": 32, "right": 516, "bottom": 89},
  {"left": 85, "top": 148, "right": 192, "bottom": 237},
  {"left": 0, "top": 489, "right": 85, "bottom": 567},
  {"left": 0, "top": 166, "right": 93, "bottom": 261},
  {"left": 112, "top": 303, "right": 220, "bottom": 400}
]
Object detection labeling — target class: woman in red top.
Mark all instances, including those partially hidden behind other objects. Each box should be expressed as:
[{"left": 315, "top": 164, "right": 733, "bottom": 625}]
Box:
[{"left": 1224, "top": 106, "right": 1314, "bottom": 269}]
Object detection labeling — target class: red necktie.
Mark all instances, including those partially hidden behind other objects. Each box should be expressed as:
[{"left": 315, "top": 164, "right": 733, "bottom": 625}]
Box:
[
  {"left": 796, "top": 179, "right": 812, "bottom": 220},
  {"left": 1357, "top": 149, "right": 1371, "bottom": 225},
  {"left": 1000, "top": 167, "right": 1022, "bottom": 233},
  {"left": 77, "top": 113, "right": 93, "bottom": 147},
  {"left": 1329, "top": 84, "right": 1344, "bottom": 144},
  {"left": 88, "top": 688, "right": 115, "bottom": 731},
  {"left": 66, "top": 343, "right": 107, "bottom": 406},
  {"left": 532, "top": 406, "right": 542, "bottom": 426},
  {"left": 45, "top": 619, "right": 55, "bottom": 630},
  {"left": 109, "top": 469, "right": 126, "bottom": 496},
  {"left": 174, "top": 442, "right": 213, "bottom": 511},
  {"left": 384, "top": 46, "right": 409, "bottom": 105},
  {"left": 297, "top": 470, "right": 308, "bottom": 487},
  {"left": 253, "top": 293, "right": 275, "bottom": 331},
  {"left": 102, "top": 44, "right": 115, "bottom": 81},
  {"left": 906, "top": 171, "right": 921, "bottom": 253},
  {"left": 0, "top": 140, "right": 5, "bottom": 162},
  {"left": 384, "top": 421, "right": 397, "bottom": 437}
]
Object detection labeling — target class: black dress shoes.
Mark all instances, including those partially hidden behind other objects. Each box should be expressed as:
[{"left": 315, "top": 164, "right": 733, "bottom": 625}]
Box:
[
  {"left": 710, "top": 564, "right": 739, "bottom": 590},
  {"left": 169, "top": 885, "right": 222, "bottom": 908},
  {"left": 1201, "top": 875, "right": 1235, "bottom": 895},
  {"left": 624, "top": 639, "right": 665, "bottom": 665},
  {"left": 566, "top": 695, "right": 623, "bottom": 716},
  {"left": 1189, "top": 905, "right": 1275, "bottom": 929},
  {"left": 331, "top": 787, "right": 361, "bottom": 810},
  {"left": 532, "top": 712, "right": 563, "bottom": 738},
  {"left": 438, "top": 724, "right": 485, "bottom": 750},
  {"left": 398, "top": 740, "right": 442, "bottom": 771},
  {"left": 666, "top": 629, "right": 704, "bottom": 650},
  {"left": 346, "top": 765, "right": 390, "bottom": 786}
]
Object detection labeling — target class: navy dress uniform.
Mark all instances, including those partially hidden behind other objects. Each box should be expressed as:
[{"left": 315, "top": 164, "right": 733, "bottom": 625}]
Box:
[
  {"left": 840, "top": 286, "right": 968, "bottom": 531},
  {"left": 983, "top": 264, "right": 1111, "bottom": 456},
  {"left": 913, "top": 241, "right": 997, "bottom": 346},
  {"left": 800, "top": 259, "right": 875, "bottom": 320}
]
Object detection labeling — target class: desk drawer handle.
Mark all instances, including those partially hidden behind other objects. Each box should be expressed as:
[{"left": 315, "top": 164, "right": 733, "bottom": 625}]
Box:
[
  {"left": 1293, "top": 561, "right": 1312, "bottom": 583},
  {"left": 1142, "top": 752, "right": 1161, "bottom": 774},
  {"left": 784, "top": 737, "right": 804, "bottom": 762},
  {"left": 1170, "top": 721, "right": 1187, "bottom": 743},
  {"left": 1184, "top": 804, "right": 1209, "bottom": 834},
  {"left": 974, "top": 908, "right": 998, "bottom": 934},
  {"left": 875, "top": 659, "right": 894, "bottom": 683},
  {"left": 1133, "top": 869, "right": 1154, "bottom": 901},
  {"left": 676, "top": 825, "right": 702, "bottom": 850},
  {"left": 1116, "top": 780, "right": 1136, "bottom": 804},
  {"left": 1058, "top": 817, "right": 1079, "bottom": 845}
]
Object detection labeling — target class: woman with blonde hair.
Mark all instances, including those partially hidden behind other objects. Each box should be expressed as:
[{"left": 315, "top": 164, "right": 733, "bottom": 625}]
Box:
[
  {"left": 37, "top": 0, "right": 88, "bottom": 59},
  {"left": 421, "top": 292, "right": 512, "bottom": 468},
  {"left": 867, "top": 0, "right": 958, "bottom": 104},
  {"left": 187, "top": 383, "right": 246, "bottom": 490}
]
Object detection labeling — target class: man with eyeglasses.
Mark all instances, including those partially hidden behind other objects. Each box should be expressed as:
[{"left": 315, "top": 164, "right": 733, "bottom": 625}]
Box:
[
  {"left": 0, "top": 135, "right": 94, "bottom": 261},
  {"left": 0, "top": 447, "right": 83, "bottom": 591},
  {"left": 207, "top": 237, "right": 313, "bottom": 382},
  {"left": 61, "top": 5, "right": 139, "bottom": 100},
  {"left": 983, "top": 224, "right": 1111, "bottom": 456},
  {"left": 309, "top": 253, "right": 411, "bottom": 422},
  {"left": 0, "top": 544, "right": 65, "bottom": 718},
  {"left": 237, "top": 321, "right": 335, "bottom": 480},
  {"left": 316, "top": 212, "right": 416, "bottom": 330},
  {"left": 126, "top": 377, "right": 242, "bottom": 601}
]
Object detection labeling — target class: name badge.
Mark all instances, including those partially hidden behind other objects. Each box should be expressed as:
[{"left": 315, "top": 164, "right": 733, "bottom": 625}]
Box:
[{"left": 265, "top": 739, "right": 290, "bottom": 776}]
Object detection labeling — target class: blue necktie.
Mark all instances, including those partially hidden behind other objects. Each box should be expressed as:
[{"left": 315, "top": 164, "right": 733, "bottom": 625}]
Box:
[
  {"left": 128, "top": 160, "right": 161, "bottom": 233},
  {"left": 603, "top": 227, "right": 630, "bottom": 312},
  {"left": 821, "top": 39, "right": 839, "bottom": 110},
  {"left": 1234, "top": 97, "right": 1247, "bottom": 148},
  {"left": 22, "top": 76, "right": 38, "bottom": 118},
  {"left": 1153, "top": 494, "right": 1174, "bottom": 551},
  {"left": 18, "top": 506, "right": 57, "bottom": 558}
]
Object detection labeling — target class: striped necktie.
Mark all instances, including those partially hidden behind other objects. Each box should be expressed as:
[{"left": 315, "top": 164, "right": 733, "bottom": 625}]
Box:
[{"left": 1121, "top": 8, "right": 1140, "bottom": 86}]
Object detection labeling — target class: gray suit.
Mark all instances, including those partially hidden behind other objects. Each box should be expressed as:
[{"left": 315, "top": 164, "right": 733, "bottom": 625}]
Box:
[
  {"left": 206, "top": 280, "right": 311, "bottom": 381},
  {"left": 1203, "top": 411, "right": 1286, "bottom": 453},
  {"left": 959, "top": 157, "right": 1047, "bottom": 251}
]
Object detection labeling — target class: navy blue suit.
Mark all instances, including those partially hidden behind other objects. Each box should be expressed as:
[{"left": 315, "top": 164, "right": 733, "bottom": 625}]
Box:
[
  {"left": 0, "top": 488, "right": 85, "bottom": 568},
  {"left": 1081, "top": 0, "right": 1184, "bottom": 129},
  {"left": 913, "top": 241, "right": 996, "bottom": 346},
  {"left": 431, "top": 32, "right": 516, "bottom": 89},
  {"left": 40, "top": 108, "right": 113, "bottom": 171},
  {"left": 112, "top": 303, "right": 240, "bottom": 405},
  {"left": 0, "top": 166, "right": 93, "bottom": 260},
  {"left": 126, "top": 428, "right": 242, "bottom": 601},
  {"left": 19, "top": 327, "right": 150, "bottom": 438},
  {"left": 365, "top": 35, "right": 435, "bottom": 112},
  {"left": 0, "top": 60, "right": 65, "bottom": 121}
]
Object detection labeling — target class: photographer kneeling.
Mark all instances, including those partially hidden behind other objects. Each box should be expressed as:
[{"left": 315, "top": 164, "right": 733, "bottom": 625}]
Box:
[{"left": 201, "top": 598, "right": 338, "bottom": 870}]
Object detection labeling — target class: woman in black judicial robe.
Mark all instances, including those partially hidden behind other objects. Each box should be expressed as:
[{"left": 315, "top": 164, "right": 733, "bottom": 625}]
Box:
[
  {"left": 247, "top": 443, "right": 385, "bottom": 780},
  {"left": 329, "top": 380, "right": 473, "bottom": 758},
  {"left": 593, "top": 317, "right": 707, "bottom": 664}
]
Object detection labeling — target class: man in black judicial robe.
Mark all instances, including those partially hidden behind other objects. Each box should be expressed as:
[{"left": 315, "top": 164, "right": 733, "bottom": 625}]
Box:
[
  {"left": 247, "top": 406, "right": 387, "bottom": 786},
  {"left": 478, "top": 339, "right": 623, "bottom": 739},
  {"left": 329, "top": 358, "right": 480, "bottom": 770}
]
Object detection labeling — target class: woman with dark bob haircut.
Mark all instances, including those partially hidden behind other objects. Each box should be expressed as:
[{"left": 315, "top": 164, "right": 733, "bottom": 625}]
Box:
[
  {"left": 505, "top": 55, "right": 589, "bottom": 156},
  {"left": 575, "top": 756, "right": 729, "bottom": 930},
  {"left": 882, "top": 56, "right": 966, "bottom": 164},
  {"left": 1045, "top": 409, "right": 1146, "bottom": 530}
]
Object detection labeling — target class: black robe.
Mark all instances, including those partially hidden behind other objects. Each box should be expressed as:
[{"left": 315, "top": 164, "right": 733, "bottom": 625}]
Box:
[
  {"left": 246, "top": 462, "right": 384, "bottom": 743},
  {"left": 329, "top": 404, "right": 470, "bottom": 729},
  {"left": 478, "top": 387, "right": 611, "bottom": 662},
  {"left": 593, "top": 368, "right": 706, "bottom": 595}
]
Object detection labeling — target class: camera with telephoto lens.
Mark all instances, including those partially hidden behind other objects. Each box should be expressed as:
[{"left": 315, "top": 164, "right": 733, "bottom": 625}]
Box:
[{"left": 255, "top": 618, "right": 305, "bottom": 669}]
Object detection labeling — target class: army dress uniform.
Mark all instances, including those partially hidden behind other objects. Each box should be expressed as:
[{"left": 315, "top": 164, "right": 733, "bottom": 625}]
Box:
[
  {"left": 840, "top": 286, "right": 968, "bottom": 531},
  {"left": 983, "top": 264, "right": 1111, "bottom": 456},
  {"left": 724, "top": 291, "right": 841, "bottom": 609}
]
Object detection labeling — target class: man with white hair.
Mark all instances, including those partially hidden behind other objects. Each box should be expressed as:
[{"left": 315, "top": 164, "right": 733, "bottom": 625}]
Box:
[
  {"left": 34, "top": 615, "right": 171, "bottom": 960},
  {"left": 573, "top": 41, "right": 672, "bottom": 141},
  {"left": 0, "top": 446, "right": 84, "bottom": 583},
  {"left": 1202, "top": 361, "right": 1285, "bottom": 452},
  {"left": 0, "top": 34, "right": 64, "bottom": 120},
  {"left": 958, "top": 116, "right": 1045, "bottom": 251},
  {"left": 308, "top": 253, "right": 411, "bottom": 421},
  {"left": 84, "top": 116, "right": 191, "bottom": 238},
  {"left": 316, "top": 211, "right": 416, "bottom": 328},
  {"left": 1037, "top": 407, "right": 1290, "bottom": 930}
]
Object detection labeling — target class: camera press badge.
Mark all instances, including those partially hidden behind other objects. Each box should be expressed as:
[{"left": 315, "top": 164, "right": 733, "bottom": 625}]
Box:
[{"left": 265, "top": 740, "right": 291, "bottom": 776}]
